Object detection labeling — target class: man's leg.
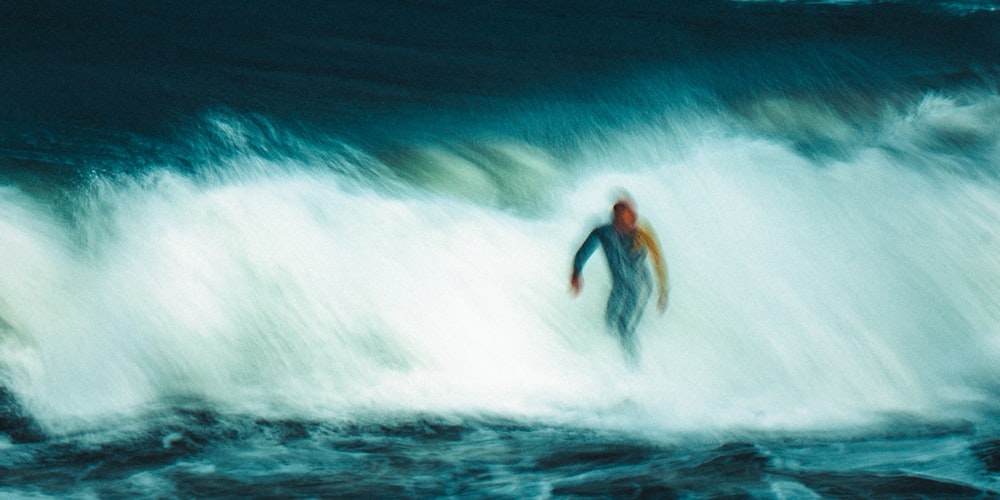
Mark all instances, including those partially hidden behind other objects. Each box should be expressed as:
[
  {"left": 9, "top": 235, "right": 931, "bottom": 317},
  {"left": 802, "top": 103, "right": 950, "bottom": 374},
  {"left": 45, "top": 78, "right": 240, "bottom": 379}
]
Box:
[
  {"left": 620, "top": 279, "right": 651, "bottom": 364},
  {"left": 608, "top": 285, "right": 640, "bottom": 364},
  {"left": 622, "top": 279, "right": 652, "bottom": 341}
]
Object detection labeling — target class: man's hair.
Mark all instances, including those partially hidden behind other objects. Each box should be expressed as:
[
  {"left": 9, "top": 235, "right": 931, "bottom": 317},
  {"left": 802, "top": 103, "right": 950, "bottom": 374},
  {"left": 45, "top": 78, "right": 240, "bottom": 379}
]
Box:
[{"left": 613, "top": 198, "right": 635, "bottom": 214}]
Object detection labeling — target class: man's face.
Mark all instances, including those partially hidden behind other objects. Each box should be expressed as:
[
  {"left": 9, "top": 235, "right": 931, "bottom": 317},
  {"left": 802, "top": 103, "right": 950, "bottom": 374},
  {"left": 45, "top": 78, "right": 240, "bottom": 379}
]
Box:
[{"left": 613, "top": 205, "right": 637, "bottom": 234}]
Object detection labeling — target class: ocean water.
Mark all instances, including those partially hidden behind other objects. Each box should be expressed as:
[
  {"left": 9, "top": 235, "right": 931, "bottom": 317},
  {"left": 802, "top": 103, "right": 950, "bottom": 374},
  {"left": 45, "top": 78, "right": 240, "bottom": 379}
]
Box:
[{"left": 2, "top": 0, "right": 1000, "bottom": 497}]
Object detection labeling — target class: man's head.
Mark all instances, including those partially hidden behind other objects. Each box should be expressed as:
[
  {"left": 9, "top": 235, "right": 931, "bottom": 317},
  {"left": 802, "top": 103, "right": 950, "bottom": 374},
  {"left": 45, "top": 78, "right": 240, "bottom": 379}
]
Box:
[{"left": 612, "top": 198, "right": 637, "bottom": 235}]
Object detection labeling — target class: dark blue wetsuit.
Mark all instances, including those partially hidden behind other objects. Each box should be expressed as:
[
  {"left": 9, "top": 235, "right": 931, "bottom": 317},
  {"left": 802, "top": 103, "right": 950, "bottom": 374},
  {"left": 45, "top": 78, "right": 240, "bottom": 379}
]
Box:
[{"left": 573, "top": 224, "right": 654, "bottom": 357}]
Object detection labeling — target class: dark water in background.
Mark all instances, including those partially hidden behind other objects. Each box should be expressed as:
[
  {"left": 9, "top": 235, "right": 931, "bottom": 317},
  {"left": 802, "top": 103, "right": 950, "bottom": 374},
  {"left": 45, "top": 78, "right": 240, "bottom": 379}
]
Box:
[{"left": 2, "top": 0, "right": 1000, "bottom": 497}]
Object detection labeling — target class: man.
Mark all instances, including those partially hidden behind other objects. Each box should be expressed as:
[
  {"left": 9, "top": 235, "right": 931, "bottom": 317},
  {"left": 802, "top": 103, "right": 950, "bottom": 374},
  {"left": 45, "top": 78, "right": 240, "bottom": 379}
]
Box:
[{"left": 570, "top": 197, "right": 668, "bottom": 360}]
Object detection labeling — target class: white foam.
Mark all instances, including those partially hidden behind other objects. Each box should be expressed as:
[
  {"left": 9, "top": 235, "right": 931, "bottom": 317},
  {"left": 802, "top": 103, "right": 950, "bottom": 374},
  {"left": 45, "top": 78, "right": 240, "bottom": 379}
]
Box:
[{"left": 1, "top": 108, "right": 999, "bottom": 437}]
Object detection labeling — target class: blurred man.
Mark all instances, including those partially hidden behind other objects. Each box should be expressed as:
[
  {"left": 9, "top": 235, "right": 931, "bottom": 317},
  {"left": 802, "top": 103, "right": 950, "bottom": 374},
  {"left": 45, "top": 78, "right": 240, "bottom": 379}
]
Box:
[{"left": 570, "top": 197, "right": 668, "bottom": 361}]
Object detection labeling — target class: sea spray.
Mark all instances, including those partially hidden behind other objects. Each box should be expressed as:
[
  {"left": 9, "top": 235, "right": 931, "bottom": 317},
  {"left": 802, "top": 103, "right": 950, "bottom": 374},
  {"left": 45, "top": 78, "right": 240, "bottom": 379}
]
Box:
[{"left": 1, "top": 110, "right": 998, "bottom": 437}]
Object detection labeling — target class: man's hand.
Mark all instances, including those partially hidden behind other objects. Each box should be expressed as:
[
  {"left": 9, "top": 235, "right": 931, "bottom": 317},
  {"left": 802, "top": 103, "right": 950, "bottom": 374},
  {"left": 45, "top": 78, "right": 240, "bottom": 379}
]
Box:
[
  {"left": 570, "top": 272, "right": 582, "bottom": 296},
  {"left": 657, "top": 289, "right": 669, "bottom": 314}
]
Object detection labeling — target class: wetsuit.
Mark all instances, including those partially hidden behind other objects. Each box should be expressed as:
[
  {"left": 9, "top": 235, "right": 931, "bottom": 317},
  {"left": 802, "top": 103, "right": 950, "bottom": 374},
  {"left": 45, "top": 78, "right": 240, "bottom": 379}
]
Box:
[{"left": 573, "top": 222, "right": 667, "bottom": 356}]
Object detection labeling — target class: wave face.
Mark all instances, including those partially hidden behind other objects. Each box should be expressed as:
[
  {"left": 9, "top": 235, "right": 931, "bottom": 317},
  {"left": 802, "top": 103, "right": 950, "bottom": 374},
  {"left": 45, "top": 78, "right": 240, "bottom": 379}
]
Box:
[
  {"left": 2, "top": 99, "right": 999, "bottom": 436},
  {"left": 1, "top": 0, "right": 1000, "bottom": 496}
]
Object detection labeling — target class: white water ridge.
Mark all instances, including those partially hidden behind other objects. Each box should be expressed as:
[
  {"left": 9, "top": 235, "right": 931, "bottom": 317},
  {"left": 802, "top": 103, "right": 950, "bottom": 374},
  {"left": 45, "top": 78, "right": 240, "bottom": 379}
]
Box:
[{"left": 2, "top": 110, "right": 999, "bottom": 438}]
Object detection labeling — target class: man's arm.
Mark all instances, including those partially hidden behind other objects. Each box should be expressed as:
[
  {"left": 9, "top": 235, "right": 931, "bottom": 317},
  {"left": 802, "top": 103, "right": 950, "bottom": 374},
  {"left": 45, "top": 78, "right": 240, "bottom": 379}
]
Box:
[
  {"left": 635, "top": 223, "right": 669, "bottom": 311},
  {"left": 570, "top": 228, "right": 602, "bottom": 295}
]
